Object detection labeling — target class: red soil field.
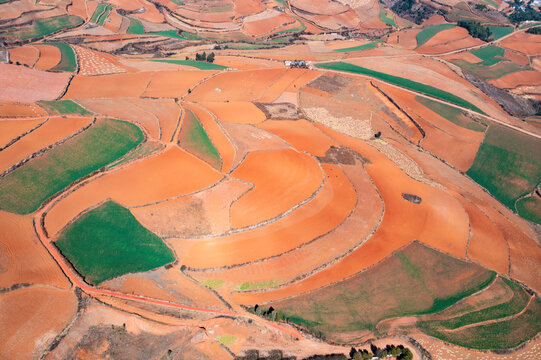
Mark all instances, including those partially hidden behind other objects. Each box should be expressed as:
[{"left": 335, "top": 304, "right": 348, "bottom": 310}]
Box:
[
  {"left": 416, "top": 27, "right": 483, "bottom": 55},
  {"left": 33, "top": 45, "right": 61, "bottom": 71},
  {"left": 258, "top": 119, "right": 337, "bottom": 157},
  {"left": 0, "top": 116, "right": 93, "bottom": 174},
  {"left": 285, "top": 70, "right": 322, "bottom": 92},
  {"left": 0, "top": 288, "right": 77, "bottom": 360},
  {"left": 504, "top": 50, "right": 530, "bottom": 66},
  {"left": 186, "top": 69, "right": 287, "bottom": 102},
  {"left": 8, "top": 46, "right": 39, "bottom": 67},
  {"left": 489, "top": 70, "right": 541, "bottom": 89},
  {"left": 442, "top": 51, "right": 483, "bottom": 63},
  {"left": 67, "top": 0, "right": 87, "bottom": 18},
  {"left": 214, "top": 162, "right": 382, "bottom": 290},
  {"left": 214, "top": 55, "right": 282, "bottom": 71},
  {"left": 230, "top": 148, "right": 324, "bottom": 229},
  {"left": 103, "top": 9, "right": 124, "bottom": 33},
  {"left": 179, "top": 163, "right": 356, "bottom": 269},
  {"left": 0, "top": 118, "right": 45, "bottom": 148},
  {"left": 201, "top": 101, "right": 267, "bottom": 124},
  {"left": 183, "top": 103, "right": 236, "bottom": 173},
  {"left": 0, "top": 64, "right": 72, "bottom": 103},
  {"left": 64, "top": 72, "right": 153, "bottom": 99},
  {"left": 258, "top": 68, "right": 308, "bottom": 103},
  {"left": 174, "top": 7, "right": 235, "bottom": 23},
  {"left": 74, "top": 45, "right": 127, "bottom": 76},
  {"left": 387, "top": 29, "right": 421, "bottom": 50},
  {"left": 110, "top": 0, "right": 164, "bottom": 23},
  {"left": 142, "top": 70, "right": 216, "bottom": 98},
  {"left": 0, "top": 211, "right": 70, "bottom": 290},
  {"left": 291, "top": 0, "right": 349, "bottom": 16},
  {"left": 243, "top": 13, "right": 296, "bottom": 37},
  {"left": 500, "top": 31, "right": 541, "bottom": 56},
  {"left": 0, "top": 102, "right": 46, "bottom": 118},
  {"left": 234, "top": 0, "right": 266, "bottom": 17},
  {"left": 45, "top": 146, "right": 223, "bottom": 236}
]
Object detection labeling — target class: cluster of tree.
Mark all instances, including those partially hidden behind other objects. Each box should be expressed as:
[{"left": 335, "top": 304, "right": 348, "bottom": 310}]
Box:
[
  {"left": 390, "top": 0, "right": 434, "bottom": 25},
  {"left": 526, "top": 26, "right": 541, "bottom": 34},
  {"left": 457, "top": 21, "right": 492, "bottom": 42},
  {"left": 189, "top": 52, "right": 215, "bottom": 63},
  {"left": 234, "top": 349, "right": 295, "bottom": 360},
  {"left": 508, "top": 5, "right": 541, "bottom": 23},
  {"left": 253, "top": 305, "right": 278, "bottom": 321},
  {"left": 349, "top": 344, "right": 413, "bottom": 360}
]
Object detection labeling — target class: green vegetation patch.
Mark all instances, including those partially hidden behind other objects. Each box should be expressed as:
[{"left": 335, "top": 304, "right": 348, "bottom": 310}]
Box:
[
  {"left": 39, "top": 42, "right": 77, "bottom": 72},
  {"left": 56, "top": 201, "right": 174, "bottom": 284},
  {"left": 415, "top": 96, "right": 486, "bottom": 132},
  {"left": 108, "top": 140, "right": 165, "bottom": 169},
  {"left": 91, "top": 3, "right": 107, "bottom": 23},
  {"left": 238, "top": 279, "right": 282, "bottom": 291},
  {"left": 467, "top": 125, "right": 541, "bottom": 211},
  {"left": 415, "top": 23, "right": 456, "bottom": 48},
  {"left": 0, "top": 118, "right": 143, "bottom": 214},
  {"left": 178, "top": 109, "right": 221, "bottom": 169},
  {"left": 215, "top": 335, "right": 236, "bottom": 346},
  {"left": 269, "top": 242, "right": 495, "bottom": 341},
  {"left": 4, "top": 15, "right": 84, "bottom": 41},
  {"left": 516, "top": 196, "right": 541, "bottom": 224},
  {"left": 126, "top": 17, "right": 184, "bottom": 39},
  {"left": 487, "top": 26, "right": 514, "bottom": 40},
  {"left": 97, "top": 4, "right": 114, "bottom": 26},
  {"left": 418, "top": 297, "right": 541, "bottom": 349},
  {"left": 37, "top": 100, "right": 91, "bottom": 116},
  {"left": 450, "top": 59, "right": 525, "bottom": 80},
  {"left": 316, "top": 62, "right": 484, "bottom": 113},
  {"left": 379, "top": 4, "right": 396, "bottom": 27},
  {"left": 276, "top": 19, "right": 306, "bottom": 34},
  {"left": 201, "top": 278, "right": 225, "bottom": 290},
  {"left": 334, "top": 42, "right": 378, "bottom": 53},
  {"left": 470, "top": 45, "right": 505, "bottom": 66},
  {"left": 152, "top": 59, "right": 227, "bottom": 70}
]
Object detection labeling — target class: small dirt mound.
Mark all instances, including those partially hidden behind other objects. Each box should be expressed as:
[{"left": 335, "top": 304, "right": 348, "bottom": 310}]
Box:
[
  {"left": 402, "top": 193, "right": 422, "bottom": 204},
  {"left": 318, "top": 145, "right": 370, "bottom": 165},
  {"left": 254, "top": 102, "right": 300, "bottom": 120}
]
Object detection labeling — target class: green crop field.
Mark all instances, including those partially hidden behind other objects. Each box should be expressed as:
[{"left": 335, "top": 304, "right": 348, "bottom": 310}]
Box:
[
  {"left": 178, "top": 109, "right": 221, "bottom": 169},
  {"left": 0, "top": 119, "right": 143, "bottom": 214},
  {"left": 379, "top": 5, "right": 396, "bottom": 27},
  {"left": 450, "top": 59, "right": 525, "bottom": 80},
  {"left": 276, "top": 19, "right": 306, "bottom": 34},
  {"left": 317, "top": 62, "right": 484, "bottom": 113},
  {"left": 333, "top": 42, "right": 378, "bottom": 53},
  {"left": 97, "top": 4, "right": 114, "bottom": 26},
  {"left": 37, "top": 100, "right": 91, "bottom": 115},
  {"left": 467, "top": 125, "right": 541, "bottom": 212},
  {"left": 126, "top": 17, "right": 185, "bottom": 39},
  {"left": 269, "top": 242, "right": 495, "bottom": 341},
  {"left": 152, "top": 59, "right": 228, "bottom": 70},
  {"left": 238, "top": 279, "right": 282, "bottom": 291},
  {"left": 470, "top": 45, "right": 505, "bottom": 66},
  {"left": 108, "top": 140, "right": 165, "bottom": 169},
  {"left": 91, "top": 3, "right": 107, "bottom": 23},
  {"left": 516, "top": 196, "right": 541, "bottom": 224},
  {"left": 418, "top": 298, "right": 541, "bottom": 349},
  {"left": 40, "top": 42, "right": 78, "bottom": 72},
  {"left": 4, "top": 15, "right": 84, "bottom": 41},
  {"left": 415, "top": 24, "right": 456, "bottom": 48},
  {"left": 415, "top": 96, "right": 486, "bottom": 132},
  {"left": 488, "top": 26, "right": 514, "bottom": 40},
  {"left": 56, "top": 201, "right": 175, "bottom": 284}
]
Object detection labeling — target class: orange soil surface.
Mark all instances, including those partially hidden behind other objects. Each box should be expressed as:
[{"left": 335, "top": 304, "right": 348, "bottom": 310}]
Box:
[
  {"left": 258, "top": 119, "right": 337, "bottom": 157},
  {"left": 504, "top": 50, "right": 530, "bottom": 66},
  {"left": 77, "top": 98, "right": 176, "bottom": 140},
  {"left": 45, "top": 146, "right": 223, "bottom": 236},
  {"left": 179, "top": 163, "right": 355, "bottom": 269},
  {"left": 258, "top": 68, "right": 308, "bottom": 103},
  {"left": 500, "top": 31, "right": 541, "bottom": 56},
  {"left": 132, "top": 177, "right": 251, "bottom": 237},
  {"left": 417, "top": 27, "right": 483, "bottom": 54},
  {"left": 103, "top": 9, "right": 124, "bottom": 33},
  {"left": 274, "top": 91, "right": 298, "bottom": 105},
  {"left": 220, "top": 121, "right": 289, "bottom": 169},
  {"left": 142, "top": 70, "right": 216, "bottom": 98},
  {"left": 201, "top": 101, "right": 266, "bottom": 124},
  {"left": 234, "top": 0, "right": 266, "bottom": 17},
  {"left": 174, "top": 7, "right": 235, "bottom": 23},
  {"left": 230, "top": 148, "right": 324, "bottom": 229},
  {"left": 0, "top": 118, "right": 45, "bottom": 148},
  {"left": 243, "top": 13, "right": 295, "bottom": 37},
  {"left": 211, "top": 162, "right": 382, "bottom": 289},
  {"left": 74, "top": 45, "right": 127, "bottom": 76},
  {"left": 235, "top": 125, "right": 469, "bottom": 304},
  {"left": 0, "top": 64, "right": 72, "bottom": 103},
  {"left": 33, "top": 45, "right": 61, "bottom": 71},
  {"left": 489, "top": 70, "right": 541, "bottom": 89},
  {"left": 457, "top": 197, "right": 509, "bottom": 274},
  {"left": 0, "top": 102, "right": 46, "bottom": 118},
  {"left": 67, "top": 0, "right": 87, "bottom": 18},
  {"left": 8, "top": 46, "right": 39, "bottom": 67},
  {"left": 110, "top": 0, "right": 164, "bottom": 23},
  {"left": 183, "top": 103, "right": 236, "bottom": 173},
  {"left": 0, "top": 211, "right": 70, "bottom": 290},
  {"left": 387, "top": 29, "right": 421, "bottom": 50},
  {"left": 213, "top": 55, "right": 282, "bottom": 71},
  {"left": 64, "top": 72, "right": 152, "bottom": 99},
  {"left": 285, "top": 70, "right": 322, "bottom": 92},
  {"left": 442, "top": 51, "right": 483, "bottom": 63},
  {"left": 186, "top": 69, "right": 287, "bottom": 102},
  {"left": 0, "top": 288, "right": 77, "bottom": 360},
  {"left": 0, "top": 116, "right": 93, "bottom": 174}
]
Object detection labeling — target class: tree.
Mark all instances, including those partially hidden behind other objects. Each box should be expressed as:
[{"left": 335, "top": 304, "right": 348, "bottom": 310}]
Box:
[
  {"left": 195, "top": 53, "right": 201, "bottom": 61},
  {"left": 201, "top": 51, "right": 207, "bottom": 61},
  {"left": 207, "top": 52, "right": 215, "bottom": 63},
  {"left": 185, "top": 56, "right": 189, "bottom": 60}
]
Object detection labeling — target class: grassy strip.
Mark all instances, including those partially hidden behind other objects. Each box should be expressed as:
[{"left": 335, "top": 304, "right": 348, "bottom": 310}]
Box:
[
  {"left": 487, "top": 26, "right": 513, "bottom": 40},
  {"left": 450, "top": 59, "right": 525, "bottom": 80},
  {"left": 238, "top": 279, "right": 282, "bottom": 291},
  {"left": 418, "top": 298, "right": 541, "bottom": 349},
  {"left": 90, "top": 3, "right": 107, "bottom": 23},
  {"left": 334, "top": 42, "right": 378, "bottom": 53},
  {"left": 37, "top": 100, "right": 91, "bottom": 115},
  {"left": 516, "top": 196, "right": 541, "bottom": 224},
  {"left": 317, "top": 62, "right": 484, "bottom": 113},
  {"left": 416, "top": 23, "right": 456, "bottom": 48},
  {"left": 0, "top": 119, "right": 143, "bottom": 214},
  {"left": 415, "top": 96, "right": 485, "bottom": 132},
  {"left": 470, "top": 45, "right": 505, "bottom": 66},
  {"left": 56, "top": 201, "right": 174, "bottom": 284},
  {"left": 179, "top": 109, "right": 221, "bottom": 169},
  {"left": 152, "top": 59, "right": 227, "bottom": 70},
  {"left": 202, "top": 279, "right": 225, "bottom": 290},
  {"left": 108, "top": 140, "right": 165, "bottom": 169},
  {"left": 276, "top": 19, "right": 306, "bottom": 34},
  {"left": 467, "top": 125, "right": 541, "bottom": 210},
  {"left": 4, "top": 15, "right": 83, "bottom": 41},
  {"left": 40, "top": 42, "right": 77, "bottom": 72},
  {"left": 379, "top": 4, "right": 396, "bottom": 27},
  {"left": 126, "top": 17, "right": 185, "bottom": 39},
  {"left": 96, "top": 4, "right": 113, "bottom": 26},
  {"left": 216, "top": 335, "right": 236, "bottom": 346}
]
